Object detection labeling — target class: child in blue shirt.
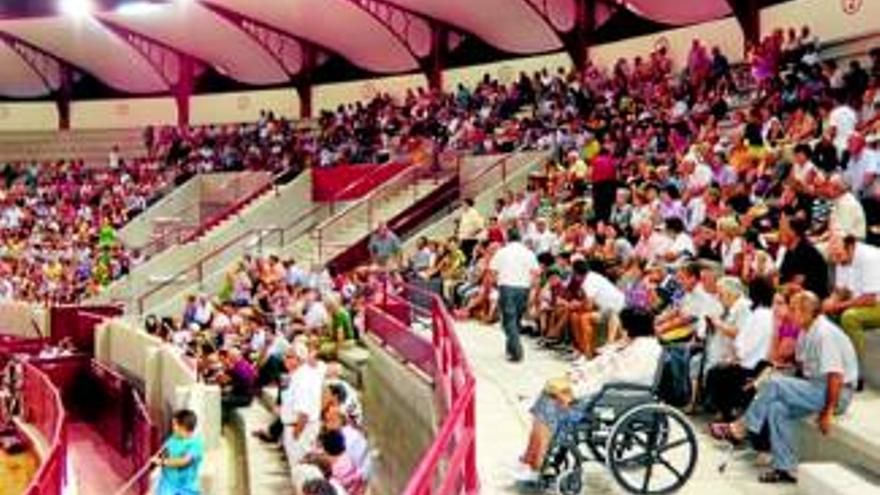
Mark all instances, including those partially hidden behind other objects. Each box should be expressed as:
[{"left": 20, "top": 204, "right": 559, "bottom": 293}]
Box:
[{"left": 156, "top": 409, "right": 204, "bottom": 495}]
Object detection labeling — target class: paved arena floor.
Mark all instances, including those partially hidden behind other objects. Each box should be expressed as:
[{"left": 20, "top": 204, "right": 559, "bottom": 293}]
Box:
[{"left": 455, "top": 320, "right": 798, "bottom": 495}]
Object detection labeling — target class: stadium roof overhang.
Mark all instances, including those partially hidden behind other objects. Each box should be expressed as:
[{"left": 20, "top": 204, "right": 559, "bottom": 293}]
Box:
[{"left": 0, "top": 0, "right": 787, "bottom": 114}]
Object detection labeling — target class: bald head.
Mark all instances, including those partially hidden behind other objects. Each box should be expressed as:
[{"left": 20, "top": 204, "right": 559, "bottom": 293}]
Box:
[{"left": 790, "top": 291, "right": 821, "bottom": 329}]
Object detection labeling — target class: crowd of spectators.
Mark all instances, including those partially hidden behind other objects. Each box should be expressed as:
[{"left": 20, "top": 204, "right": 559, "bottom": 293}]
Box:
[
  {"left": 144, "top": 251, "right": 382, "bottom": 494},
  {"left": 390, "top": 27, "right": 880, "bottom": 486},
  {"left": 43, "top": 22, "right": 878, "bottom": 491}
]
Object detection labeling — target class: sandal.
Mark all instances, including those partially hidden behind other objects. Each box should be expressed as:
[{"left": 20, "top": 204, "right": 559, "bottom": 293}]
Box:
[
  {"left": 758, "top": 469, "right": 797, "bottom": 484},
  {"left": 708, "top": 422, "right": 744, "bottom": 446}
]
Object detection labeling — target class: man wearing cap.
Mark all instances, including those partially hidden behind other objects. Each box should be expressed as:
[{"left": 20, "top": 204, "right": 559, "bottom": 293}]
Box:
[{"left": 490, "top": 229, "right": 539, "bottom": 362}]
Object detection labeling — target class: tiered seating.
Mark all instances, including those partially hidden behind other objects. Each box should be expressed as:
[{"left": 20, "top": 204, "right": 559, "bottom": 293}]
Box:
[{"left": 0, "top": 128, "right": 146, "bottom": 165}]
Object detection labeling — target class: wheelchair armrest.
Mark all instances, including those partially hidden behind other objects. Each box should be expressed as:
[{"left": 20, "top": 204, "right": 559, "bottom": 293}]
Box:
[
  {"left": 591, "top": 381, "right": 654, "bottom": 406},
  {"left": 597, "top": 381, "right": 654, "bottom": 395}
]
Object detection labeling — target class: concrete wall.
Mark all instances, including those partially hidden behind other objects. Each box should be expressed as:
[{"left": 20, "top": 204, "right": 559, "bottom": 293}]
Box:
[
  {"left": 94, "top": 318, "right": 221, "bottom": 448},
  {"left": 0, "top": 302, "right": 50, "bottom": 340},
  {"left": 119, "top": 174, "right": 201, "bottom": 250},
  {"left": 362, "top": 335, "right": 438, "bottom": 495},
  {"left": 191, "top": 89, "right": 300, "bottom": 125},
  {"left": 0, "top": 102, "right": 57, "bottom": 131}
]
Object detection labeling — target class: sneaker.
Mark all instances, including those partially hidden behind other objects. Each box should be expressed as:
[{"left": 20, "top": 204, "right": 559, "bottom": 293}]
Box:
[{"left": 513, "top": 467, "right": 539, "bottom": 483}]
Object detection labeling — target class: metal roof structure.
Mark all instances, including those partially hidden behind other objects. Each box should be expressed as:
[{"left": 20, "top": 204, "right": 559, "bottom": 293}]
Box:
[{"left": 0, "top": 0, "right": 781, "bottom": 124}]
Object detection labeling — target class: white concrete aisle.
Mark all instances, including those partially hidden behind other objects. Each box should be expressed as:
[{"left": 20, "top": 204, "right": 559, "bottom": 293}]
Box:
[{"left": 454, "top": 320, "right": 798, "bottom": 495}]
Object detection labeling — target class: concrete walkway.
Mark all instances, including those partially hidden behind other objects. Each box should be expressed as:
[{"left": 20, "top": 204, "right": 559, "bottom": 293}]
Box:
[{"left": 455, "top": 320, "right": 797, "bottom": 495}]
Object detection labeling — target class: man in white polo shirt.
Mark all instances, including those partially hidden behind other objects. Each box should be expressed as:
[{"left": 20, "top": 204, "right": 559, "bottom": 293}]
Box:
[
  {"left": 825, "top": 235, "right": 880, "bottom": 385},
  {"left": 490, "top": 229, "right": 539, "bottom": 362}
]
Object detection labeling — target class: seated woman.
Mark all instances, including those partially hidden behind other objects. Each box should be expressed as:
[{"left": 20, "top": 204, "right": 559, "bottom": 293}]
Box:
[
  {"left": 704, "top": 277, "right": 776, "bottom": 421},
  {"left": 515, "top": 307, "right": 662, "bottom": 482}
]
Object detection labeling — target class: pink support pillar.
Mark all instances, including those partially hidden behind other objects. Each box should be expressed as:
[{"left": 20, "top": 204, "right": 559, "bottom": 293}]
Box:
[
  {"left": 427, "top": 24, "right": 448, "bottom": 92},
  {"left": 297, "top": 46, "right": 315, "bottom": 119},
  {"left": 56, "top": 67, "right": 72, "bottom": 130},
  {"left": 175, "top": 55, "right": 195, "bottom": 128}
]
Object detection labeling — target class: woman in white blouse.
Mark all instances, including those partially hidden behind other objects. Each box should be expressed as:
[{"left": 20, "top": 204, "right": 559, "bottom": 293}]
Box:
[
  {"left": 515, "top": 307, "right": 662, "bottom": 482},
  {"left": 704, "top": 277, "right": 776, "bottom": 421}
]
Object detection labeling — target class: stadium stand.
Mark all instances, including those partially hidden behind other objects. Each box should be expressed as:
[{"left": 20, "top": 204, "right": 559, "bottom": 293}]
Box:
[{"left": 2, "top": 1, "right": 880, "bottom": 495}]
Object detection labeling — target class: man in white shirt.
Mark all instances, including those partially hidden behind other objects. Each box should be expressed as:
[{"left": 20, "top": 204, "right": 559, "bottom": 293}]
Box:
[
  {"left": 825, "top": 235, "right": 880, "bottom": 381},
  {"left": 823, "top": 174, "right": 866, "bottom": 240},
  {"left": 489, "top": 229, "right": 539, "bottom": 362},
  {"left": 525, "top": 218, "right": 559, "bottom": 256},
  {"left": 281, "top": 342, "right": 324, "bottom": 470},
  {"left": 655, "top": 261, "right": 723, "bottom": 342},
  {"left": 722, "top": 291, "right": 857, "bottom": 483},
  {"left": 843, "top": 133, "right": 879, "bottom": 197},
  {"left": 457, "top": 198, "right": 485, "bottom": 261},
  {"left": 829, "top": 97, "right": 858, "bottom": 154}
]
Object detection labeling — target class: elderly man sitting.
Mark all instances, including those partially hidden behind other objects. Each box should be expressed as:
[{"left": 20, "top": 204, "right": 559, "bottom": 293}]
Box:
[
  {"left": 514, "top": 307, "right": 662, "bottom": 482},
  {"left": 710, "top": 291, "right": 858, "bottom": 483}
]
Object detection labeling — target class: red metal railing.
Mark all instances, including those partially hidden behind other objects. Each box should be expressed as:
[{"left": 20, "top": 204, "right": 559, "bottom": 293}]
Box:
[
  {"left": 366, "top": 283, "right": 478, "bottom": 495},
  {"left": 312, "top": 156, "right": 461, "bottom": 264},
  {"left": 133, "top": 164, "right": 410, "bottom": 314},
  {"left": 137, "top": 171, "right": 276, "bottom": 258},
  {"left": 22, "top": 361, "right": 68, "bottom": 495},
  {"left": 132, "top": 388, "right": 159, "bottom": 495}
]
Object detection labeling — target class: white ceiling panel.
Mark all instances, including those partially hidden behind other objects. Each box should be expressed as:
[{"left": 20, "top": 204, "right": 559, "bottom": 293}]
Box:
[
  {"left": 201, "top": 0, "right": 419, "bottom": 73},
  {"left": 98, "top": 2, "right": 290, "bottom": 85},
  {"left": 385, "top": 0, "right": 563, "bottom": 54},
  {"left": 0, "top": 41, "right": 50, "bottom": 98},
  {"left": 0, "top": 16, "right": 168, "bottom": 94}
]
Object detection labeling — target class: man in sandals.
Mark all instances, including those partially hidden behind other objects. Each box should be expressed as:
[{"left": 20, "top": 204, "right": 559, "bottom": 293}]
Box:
[{"left": 710, "top": 291, "right": 858, "bottom": 483}]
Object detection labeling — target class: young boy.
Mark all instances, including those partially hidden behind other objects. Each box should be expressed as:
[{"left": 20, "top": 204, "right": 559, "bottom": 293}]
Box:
[{"left": 157, "top": 409, "right": 204, "bottom": 495}]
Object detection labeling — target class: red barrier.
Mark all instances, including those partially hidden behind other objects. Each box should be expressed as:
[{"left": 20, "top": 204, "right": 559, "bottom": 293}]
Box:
[
  {"left": 312, "top": 163, "right": 406, "bottom": 201},
  {"left": 22, "top": 361, "right": 68, "bottom": 495},
  {"left": 49, "top": 305, "right": 123, "bottom": 355},
  {"left": 131, "top": 388, "right": 159, "bottom": 495},
  {"left": 366, "top": 284, "right": 478, "bottom": 495}
]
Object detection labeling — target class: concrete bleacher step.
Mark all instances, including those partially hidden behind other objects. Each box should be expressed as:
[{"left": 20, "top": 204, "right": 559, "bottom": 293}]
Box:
[
  {"left": 233, "top": 401, "right": 294, "bottom": 495},
  {"left": 798, "top": 389, "right": 880, "bottom": 478},
  {"left": 799, "top": 463, "right": 880, "bottom": 495},
  {"left": 863, "top": 333, "right": 880, "bottom": 390}
]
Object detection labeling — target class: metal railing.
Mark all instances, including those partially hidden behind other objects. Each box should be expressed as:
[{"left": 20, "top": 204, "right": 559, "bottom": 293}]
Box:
[
  {"left": 133, "top": 164, "right": 414, "bottom": 314},
  {"left": 365, "top": 283, "right": 477, "bottom": 495},
  {"left": 137, "top": 171, "right": 276, "bottom": 258},
  {"left": 311, "top": 156, "right": 460, "bottom": 264},
  {"left": 21, "top": 361, "right": 68, "bottom": 495}
]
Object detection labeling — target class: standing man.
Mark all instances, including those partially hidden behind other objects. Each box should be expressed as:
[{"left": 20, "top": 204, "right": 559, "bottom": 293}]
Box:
[
  {"left": 591, "top": 146, "right": 617, "bottom": 222},
  {"left": 489, "top": 229, "right": 539, "bottom": 362},
  {"left": 457, "top": 198, "right": 485, "bottom": 262},
  {"left": 280, "top": 342, "right": 324, "bottom": 469},
  {"left": 367, "top": 222, "right": 401, "bottom": 268},
  {"left": 843, "top": 132, "right": 879, "bottom": 199},
  {"left": 716, "top": 291, "right": 857, "bottom": 484}
]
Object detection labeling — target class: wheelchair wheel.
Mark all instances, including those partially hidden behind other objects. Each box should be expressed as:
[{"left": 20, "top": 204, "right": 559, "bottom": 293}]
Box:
[
  {"left": 555, "top": 467, "right": 583, "bottom": 495},
  {"left": 605, "top": 403, "right": 697, "bottom": 495}
]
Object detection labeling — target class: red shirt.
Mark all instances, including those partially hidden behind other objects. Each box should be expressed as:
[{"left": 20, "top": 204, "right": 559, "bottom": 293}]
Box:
[{"left": 591, "top": 155, "right": 616, "bottom": 183}]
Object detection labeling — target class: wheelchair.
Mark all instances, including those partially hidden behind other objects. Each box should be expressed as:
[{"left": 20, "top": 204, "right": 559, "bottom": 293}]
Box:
[{"left": 535, "top": 376, "right": 699, "bottom": 494}]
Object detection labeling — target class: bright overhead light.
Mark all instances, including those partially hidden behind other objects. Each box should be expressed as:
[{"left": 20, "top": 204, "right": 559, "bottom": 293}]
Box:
[
  {"left": 116, "top": 2, "right": 163, "bottom": 15},
  {"left": 59, "top": 0, "right": 94, "bottom": 17}
]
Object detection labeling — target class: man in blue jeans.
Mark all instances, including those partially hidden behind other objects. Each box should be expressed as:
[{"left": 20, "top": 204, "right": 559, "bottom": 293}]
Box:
[
  {"left": 715, "top": 291, "right": 858, "bottom": 484},
  {"left": 490, "top": 229, "right": 539, "bottom": 362}
]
